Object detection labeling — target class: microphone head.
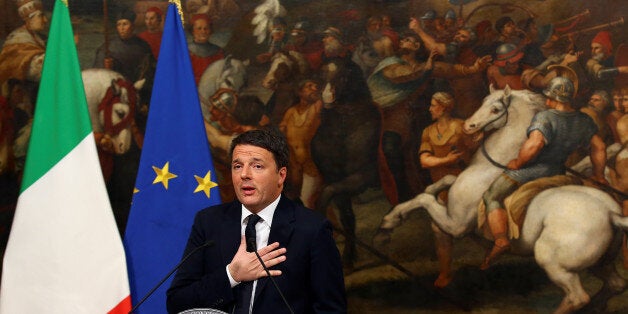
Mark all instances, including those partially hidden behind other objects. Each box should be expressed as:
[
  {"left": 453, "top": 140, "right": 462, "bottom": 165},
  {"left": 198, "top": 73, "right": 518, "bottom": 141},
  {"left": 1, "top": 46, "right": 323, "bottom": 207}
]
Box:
[{"left": 246, "top": 237, "right": 257, "bottom": 253}]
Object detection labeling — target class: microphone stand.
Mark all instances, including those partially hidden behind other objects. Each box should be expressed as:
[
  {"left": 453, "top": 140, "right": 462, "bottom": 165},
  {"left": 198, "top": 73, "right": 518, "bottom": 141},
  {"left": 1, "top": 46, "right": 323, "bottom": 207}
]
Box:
[
  {"left": 129, "top": 240, "right": 215, "bottom": 314},
  {"left": 253, "top": 250, "right": 295, "bottom": 314}
]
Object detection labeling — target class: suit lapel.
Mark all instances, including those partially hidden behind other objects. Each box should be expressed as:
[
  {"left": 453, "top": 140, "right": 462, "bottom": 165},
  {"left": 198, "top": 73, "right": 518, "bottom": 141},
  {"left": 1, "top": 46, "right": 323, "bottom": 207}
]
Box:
[
  {"left": 254, "top": 196, "right": 295, "bottom": 301},
  {"left": 220, "top": 201, "right": 243, "bottom": 267}
]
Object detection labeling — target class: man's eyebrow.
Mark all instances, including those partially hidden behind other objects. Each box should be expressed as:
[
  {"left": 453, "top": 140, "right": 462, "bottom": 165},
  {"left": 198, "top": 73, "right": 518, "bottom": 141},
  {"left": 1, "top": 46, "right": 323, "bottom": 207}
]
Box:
[{"left": 232, "top": 157, "right": 264, "bottom": 164}]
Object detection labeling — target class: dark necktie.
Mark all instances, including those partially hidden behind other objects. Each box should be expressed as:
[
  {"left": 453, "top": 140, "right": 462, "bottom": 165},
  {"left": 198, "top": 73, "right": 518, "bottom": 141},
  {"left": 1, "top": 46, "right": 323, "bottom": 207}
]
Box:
[{"left": 235, "top": 214, "right": 261, "bottom": 314}]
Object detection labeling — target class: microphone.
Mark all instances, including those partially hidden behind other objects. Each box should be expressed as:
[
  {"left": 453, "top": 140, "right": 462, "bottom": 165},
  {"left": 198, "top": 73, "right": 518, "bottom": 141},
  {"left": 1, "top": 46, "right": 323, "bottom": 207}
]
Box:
[
  {"left": 250, "top": 246, "right": 294, "bottom": 314},
  {"left": 129, "top": 240, "right": 215, "bottom": 314}
]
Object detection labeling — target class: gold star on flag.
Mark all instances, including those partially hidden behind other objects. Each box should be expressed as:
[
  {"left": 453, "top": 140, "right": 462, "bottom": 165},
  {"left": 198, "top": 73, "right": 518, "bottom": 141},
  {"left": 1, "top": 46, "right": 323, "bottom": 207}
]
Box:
[
  {"left": 133, "top": 187, "right": 139, "bottom": 194},
  {"left": 194, "top": 170, "right": 218, "bottom": 198},
  {"left": 152, "top": 162, "right": 178, "bottom": 189}
]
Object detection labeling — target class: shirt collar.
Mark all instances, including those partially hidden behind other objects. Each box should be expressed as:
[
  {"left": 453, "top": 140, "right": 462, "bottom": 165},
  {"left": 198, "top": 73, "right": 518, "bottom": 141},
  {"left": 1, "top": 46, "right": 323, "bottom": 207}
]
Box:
[{"left": 240, "top": 194, "right": 281, "bottom": 227}]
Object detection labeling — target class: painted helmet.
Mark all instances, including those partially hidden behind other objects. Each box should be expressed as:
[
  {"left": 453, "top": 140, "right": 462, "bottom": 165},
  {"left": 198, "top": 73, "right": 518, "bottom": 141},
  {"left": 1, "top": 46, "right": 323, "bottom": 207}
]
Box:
[
  {"left": 420, "top": 10, "right": 437, "bottom": 20},
  {"left": 494, "top": 43, "right": 523, "bottom": 67},
  {"left": 543, "top": 76, "right": 575, "bottom": 103},
  {"left": 445, "top": 9, "right": 456, "bottom": 20}
]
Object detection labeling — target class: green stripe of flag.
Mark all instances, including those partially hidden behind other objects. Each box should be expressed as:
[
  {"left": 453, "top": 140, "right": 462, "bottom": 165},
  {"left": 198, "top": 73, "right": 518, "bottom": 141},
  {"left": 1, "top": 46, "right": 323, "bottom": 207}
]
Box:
[{"left": 21, "top": 0, "right": 92, "bottom": 192}]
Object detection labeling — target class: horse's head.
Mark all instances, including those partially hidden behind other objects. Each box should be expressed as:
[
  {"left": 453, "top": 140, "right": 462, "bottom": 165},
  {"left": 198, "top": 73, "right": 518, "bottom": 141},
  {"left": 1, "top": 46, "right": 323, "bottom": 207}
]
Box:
[
  {"left": 262, "top": 51, "right": 307, "bottom": 90},
  {"left": 464, "top": 85, "right": 547, "bottom": 135},
  {"left": 97, "top": 78, "right": 143, "bottom": 154},
  {"left": 464, "top": 84, "right": 513, "bottom": 134},
  {"left": 351, "top": 41, "right": 380, "bottom": 75},
  {"left": 217, "top": 55, "right": 248, "bottom": 91}
]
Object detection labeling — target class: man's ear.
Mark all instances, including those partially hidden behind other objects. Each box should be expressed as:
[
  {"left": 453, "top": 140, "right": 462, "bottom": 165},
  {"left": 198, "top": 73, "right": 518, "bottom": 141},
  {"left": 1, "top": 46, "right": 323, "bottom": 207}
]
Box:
[{"left": 278, "top": 167, "right": 287, "bottom": 185}]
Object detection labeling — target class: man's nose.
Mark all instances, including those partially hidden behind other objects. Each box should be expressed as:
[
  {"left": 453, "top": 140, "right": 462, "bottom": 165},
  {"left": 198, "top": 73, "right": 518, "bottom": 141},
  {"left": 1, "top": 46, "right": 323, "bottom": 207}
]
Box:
[{"left": 240, "top": 166, "right": 251, "bottom": 178}]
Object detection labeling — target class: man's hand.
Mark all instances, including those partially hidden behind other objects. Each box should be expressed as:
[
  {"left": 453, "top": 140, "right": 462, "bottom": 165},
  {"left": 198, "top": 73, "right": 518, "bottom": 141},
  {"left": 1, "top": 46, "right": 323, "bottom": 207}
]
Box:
[
  {"left": 475, "top": 55, "right": 493, "bottom": 70},
  {"left": 322, "top": 83, "right": 335, "bottom": 105},
  {"left": 445, "top": 149, "right": 464, "bottom": 164},
  {"left": 409, "top": 17, "right": 422, "bottom": 33},
  {"left": 104, "top": 57, "right": 114, "bottom": 69},
  {"left": 506, "top": 158, "right": 521, "bottom": 170},
  {"left": 561, "top": 50, "right": 582, "bottom": 65},
  {"left": 426, "top": 49, "right": 438, "bottom": 70},
  {"left": 228, "top": 237, "right": 286, "bottom": 283}
]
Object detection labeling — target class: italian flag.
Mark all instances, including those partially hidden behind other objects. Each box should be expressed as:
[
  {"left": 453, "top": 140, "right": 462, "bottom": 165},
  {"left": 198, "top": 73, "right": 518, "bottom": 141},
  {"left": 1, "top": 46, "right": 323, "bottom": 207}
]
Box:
[{"left": 0, "top": 1, "right": 131, "bottom": 313}]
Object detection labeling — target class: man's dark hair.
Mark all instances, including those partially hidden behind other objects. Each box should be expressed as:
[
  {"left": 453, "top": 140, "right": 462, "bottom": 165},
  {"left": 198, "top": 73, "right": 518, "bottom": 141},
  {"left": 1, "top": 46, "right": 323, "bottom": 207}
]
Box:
[
  {"left": 233, "top": 95, "right": 266, "bottom": 126},
  {"left": 296, "top": 79, "right": 318, "bottom": 93},
  {"left": 230, "top": 128, "right": 290, "bottom": 170}
]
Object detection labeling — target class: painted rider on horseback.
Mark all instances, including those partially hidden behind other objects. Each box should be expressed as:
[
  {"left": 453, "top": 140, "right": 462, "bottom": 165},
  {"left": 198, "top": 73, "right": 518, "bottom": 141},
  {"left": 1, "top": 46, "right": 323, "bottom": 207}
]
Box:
[{"left": 481, "top": 76, "right": 608, "bottom": 269}]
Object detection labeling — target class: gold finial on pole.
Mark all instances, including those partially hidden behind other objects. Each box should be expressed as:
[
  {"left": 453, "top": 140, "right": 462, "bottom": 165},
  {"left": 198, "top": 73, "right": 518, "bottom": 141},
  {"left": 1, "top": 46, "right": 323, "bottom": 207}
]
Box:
[{"left": 169, "top": 0, "right": 184, "bottom": 25}]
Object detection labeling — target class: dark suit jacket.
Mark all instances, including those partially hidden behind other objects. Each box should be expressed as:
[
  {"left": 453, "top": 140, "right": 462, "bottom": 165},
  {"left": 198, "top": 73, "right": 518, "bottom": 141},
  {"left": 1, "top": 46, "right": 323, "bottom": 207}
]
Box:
[{"left": 166, "top": 195, "right": 346, "bottom": 314}]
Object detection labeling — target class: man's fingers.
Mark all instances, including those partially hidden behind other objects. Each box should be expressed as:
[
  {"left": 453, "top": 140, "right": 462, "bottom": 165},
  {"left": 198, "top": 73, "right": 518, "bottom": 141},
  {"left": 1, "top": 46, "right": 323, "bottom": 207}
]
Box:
[
  {"left": 257, "top": 241, "right": 280, "bottom": 255},
  {"left": 238, "top": 236, "right": 247, "bottom": 251},
  {"left": 262, "top": 247, "right": 286, "bottom": 260},
  {"left": 263, "top": 254, "right": 286, "bottom": 267},
  {"left": 258, "top": 269, "right": 282, "bottom": 278},
  {"left": 266, "top": 269, "right": 282, "bottom": 277}
]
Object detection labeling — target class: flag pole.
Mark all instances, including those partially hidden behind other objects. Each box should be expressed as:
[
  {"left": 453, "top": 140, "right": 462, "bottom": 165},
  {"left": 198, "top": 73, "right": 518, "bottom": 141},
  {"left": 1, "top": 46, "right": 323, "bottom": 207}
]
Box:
[{"left": 103, "top": 0, "right": 110, "bottom": 61}]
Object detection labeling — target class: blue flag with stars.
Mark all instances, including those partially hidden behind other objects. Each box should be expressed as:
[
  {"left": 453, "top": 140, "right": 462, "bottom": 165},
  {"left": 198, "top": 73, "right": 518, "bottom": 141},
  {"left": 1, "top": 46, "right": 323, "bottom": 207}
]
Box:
[{"left": 123, "top": 3, "right": 221, "bottom": 313}]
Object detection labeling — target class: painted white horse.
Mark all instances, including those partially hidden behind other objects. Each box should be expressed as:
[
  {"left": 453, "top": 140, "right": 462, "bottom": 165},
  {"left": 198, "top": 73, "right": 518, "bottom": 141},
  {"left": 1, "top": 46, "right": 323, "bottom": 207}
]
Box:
[
  {"left": 82, "top": 68, "right": 144, "bottom": 155},
  {"left": 197, "top": 55, "right": 249, "bottom": 122},
  {"left": 375, "top": 85, "right": 628, "bottom": 313}
]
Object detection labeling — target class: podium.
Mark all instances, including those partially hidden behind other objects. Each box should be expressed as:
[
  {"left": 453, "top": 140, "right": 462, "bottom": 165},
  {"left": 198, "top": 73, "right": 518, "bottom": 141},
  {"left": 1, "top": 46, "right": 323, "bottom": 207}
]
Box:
[{"left": 178, "top": 309, "right": 228, "bottom": 314}]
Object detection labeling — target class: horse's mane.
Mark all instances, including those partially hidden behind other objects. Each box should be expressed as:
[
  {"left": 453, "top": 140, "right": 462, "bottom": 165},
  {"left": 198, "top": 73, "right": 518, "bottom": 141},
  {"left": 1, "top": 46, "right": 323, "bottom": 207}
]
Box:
[
  {"left": 513, "top": 89, "right": 546, "bottom": 111},
  {"left": 485, "top": 87, "right": 547, "bottom": 112}
]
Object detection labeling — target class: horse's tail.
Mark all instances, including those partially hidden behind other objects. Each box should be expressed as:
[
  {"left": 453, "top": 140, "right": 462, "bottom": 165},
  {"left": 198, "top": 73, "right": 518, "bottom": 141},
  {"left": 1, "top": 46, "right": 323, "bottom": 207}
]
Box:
[{"left": 611, "top": 214, "right": 628, "bottom": 231}]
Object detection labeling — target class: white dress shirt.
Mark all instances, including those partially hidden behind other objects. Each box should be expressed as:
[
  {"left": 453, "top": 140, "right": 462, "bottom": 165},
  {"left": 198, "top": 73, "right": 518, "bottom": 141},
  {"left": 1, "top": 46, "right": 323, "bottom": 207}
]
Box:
[{"left": 225, "top": 195, "right": 281, "bottom": 312}]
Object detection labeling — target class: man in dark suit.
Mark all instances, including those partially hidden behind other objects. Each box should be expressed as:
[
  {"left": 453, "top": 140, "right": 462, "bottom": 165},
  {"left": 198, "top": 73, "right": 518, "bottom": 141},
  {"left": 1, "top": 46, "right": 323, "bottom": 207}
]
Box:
[{"left": 167, "top": 128, "right": 346, "bottom": 314}]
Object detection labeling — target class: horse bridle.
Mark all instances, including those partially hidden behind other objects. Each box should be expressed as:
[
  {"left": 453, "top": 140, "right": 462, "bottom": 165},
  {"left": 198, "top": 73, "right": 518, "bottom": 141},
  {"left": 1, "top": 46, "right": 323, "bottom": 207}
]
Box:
[
  {"left": 98, "top": 78, "right": 136, "bottom": 136},
  {"left": 479, "top": 96, "right": 510, "bottom": 170}
]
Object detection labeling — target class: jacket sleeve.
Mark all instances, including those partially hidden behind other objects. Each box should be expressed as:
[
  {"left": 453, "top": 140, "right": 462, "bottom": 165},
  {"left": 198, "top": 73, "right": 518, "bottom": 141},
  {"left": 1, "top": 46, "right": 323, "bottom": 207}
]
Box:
[
  {"left": 166, "top": 211, "right": 236, "bottom": 313},
  {"left": 310, "top": 220, "right": 347, "bottom": 313}
]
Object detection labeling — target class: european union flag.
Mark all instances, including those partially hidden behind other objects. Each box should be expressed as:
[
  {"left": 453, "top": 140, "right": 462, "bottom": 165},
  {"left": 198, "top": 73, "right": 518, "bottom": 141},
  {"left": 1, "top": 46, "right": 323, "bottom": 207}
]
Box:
[{"left": 123, "top": 3, "right": 221, "bottom": 313}]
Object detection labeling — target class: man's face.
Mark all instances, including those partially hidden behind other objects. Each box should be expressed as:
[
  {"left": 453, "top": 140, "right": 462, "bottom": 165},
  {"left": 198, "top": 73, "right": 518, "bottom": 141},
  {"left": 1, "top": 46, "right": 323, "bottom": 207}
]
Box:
[
  {"left": 501, "top": 21, "right": 516, "bottom": 37},
  {"left": 231, "top": 144, "right": 286, "bottom": 214},
  {"left": 298, "top": 81, "right": 320, "bottom": 104},
  {"left": 429, "top": 99, "right": 447, "bottom": 120},
  {"left": 399, "top": 36, "right": 420, "bottom": 54},
  {"left": 367, "top": 19, "right": 381, "bottom": 34},
  {"left": 545, "top": 97, "right": 562, "bottom": 109},
  {"left": 26, "top": 11, "right": 48, "bottom": 33},
  {"left": 116, "top": 19, "right": 134, "bottom": 39},
  {"left": 591, "top": 43, "right": 606, "bottom": 60},
  {"left": 192, "top": 19, "right": 211, "bottom": 43},
  {"left": 382, "top": 16, "right": 391, "bottom": 27},
  {"left": 502, "top": 60, "right": 520, "bottom": 74},
  {"left": 588, "top": 94, "right": 607, "bottom": 111},
  {"left": 270, "top": 25, "right": 286, "bottom": 41},
  {"left": 291, "top": 31, "right": 306, "bottom": 46},
  {"left": 144, "top": 11, "right": 161, "bottom": 32},
  {"left": 423, "top": 19, "right": 435, "bottom": 29},
  {"left": 434, "top": 18, "right": 445, "bottom": 32},
  {"left": 453, "top": 29, "right": 471, "bottom": 44},
  {"left": 323, "top": 35, "right": 342, "bottom": 56},
  {"left": 613, "top": 94, "right": 623, "bottom": 111}
]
